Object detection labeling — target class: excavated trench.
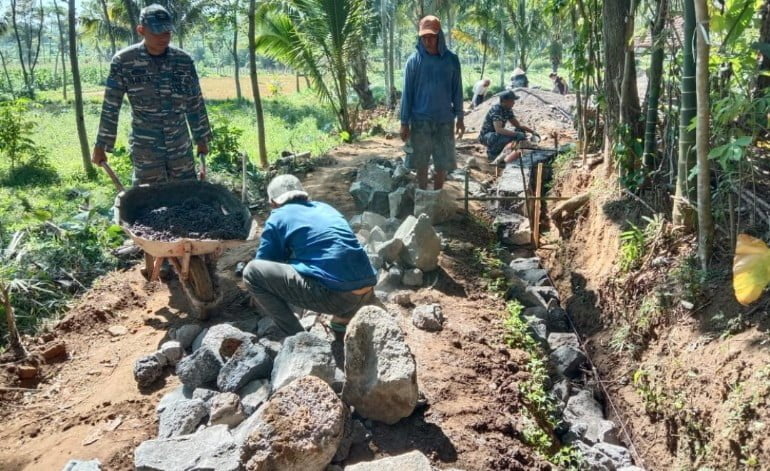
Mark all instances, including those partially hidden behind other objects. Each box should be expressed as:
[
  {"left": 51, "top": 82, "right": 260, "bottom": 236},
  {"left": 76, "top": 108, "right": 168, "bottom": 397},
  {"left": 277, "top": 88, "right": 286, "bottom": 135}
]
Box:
[{"left": 486, "top": 148, "right": 645, "bottom": 470}]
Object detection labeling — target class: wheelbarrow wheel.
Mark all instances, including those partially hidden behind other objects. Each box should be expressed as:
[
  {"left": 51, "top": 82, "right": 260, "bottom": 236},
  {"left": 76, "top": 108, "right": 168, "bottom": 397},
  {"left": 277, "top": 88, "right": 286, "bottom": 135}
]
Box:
[{"left": 187, "top": 256, "right": 216, "bottom": 303}]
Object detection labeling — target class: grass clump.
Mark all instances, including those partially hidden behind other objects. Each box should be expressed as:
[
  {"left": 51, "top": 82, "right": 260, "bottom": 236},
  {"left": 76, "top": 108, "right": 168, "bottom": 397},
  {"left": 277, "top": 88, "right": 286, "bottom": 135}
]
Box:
[{"left": 502, "top": 300, "right": 581, "bottom": 469}]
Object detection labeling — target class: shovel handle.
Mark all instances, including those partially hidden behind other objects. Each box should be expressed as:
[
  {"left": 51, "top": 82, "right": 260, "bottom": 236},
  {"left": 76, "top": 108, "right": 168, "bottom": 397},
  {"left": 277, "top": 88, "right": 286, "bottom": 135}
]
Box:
[{"left": 100, "top": 162, "right": 125, "bottom": 192}]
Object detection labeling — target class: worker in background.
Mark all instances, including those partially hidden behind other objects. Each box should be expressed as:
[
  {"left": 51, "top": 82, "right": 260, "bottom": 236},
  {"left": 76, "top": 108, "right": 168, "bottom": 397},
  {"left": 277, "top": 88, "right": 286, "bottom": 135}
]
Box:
[
  {"left": 471, "top": 78, "right": 491, "bottom": 110},
  {"left": 510, "top": 67, "right": 528, "bottom": 88},
  {"left": 549, "top": 72, "right": 568, "bottom": 95}
]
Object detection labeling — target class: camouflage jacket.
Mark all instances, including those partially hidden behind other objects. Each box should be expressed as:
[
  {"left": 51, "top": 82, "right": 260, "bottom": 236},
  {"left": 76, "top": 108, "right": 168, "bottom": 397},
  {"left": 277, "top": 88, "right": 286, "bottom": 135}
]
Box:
[{"left": 95, "top": 43, "right": 212, "bottom": 154}]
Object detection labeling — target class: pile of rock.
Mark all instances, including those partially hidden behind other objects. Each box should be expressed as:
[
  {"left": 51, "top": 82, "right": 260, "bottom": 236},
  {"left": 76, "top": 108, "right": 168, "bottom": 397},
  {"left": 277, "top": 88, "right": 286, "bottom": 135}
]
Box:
[
  {"left": 504, "top": 255, "right": 643, "bottom": 471},
  {"left": 348, "top": 160, "right": 462, "bottom": 298},
  {"left": 131, "top": 305, "right": 427, "bottom": 471}
]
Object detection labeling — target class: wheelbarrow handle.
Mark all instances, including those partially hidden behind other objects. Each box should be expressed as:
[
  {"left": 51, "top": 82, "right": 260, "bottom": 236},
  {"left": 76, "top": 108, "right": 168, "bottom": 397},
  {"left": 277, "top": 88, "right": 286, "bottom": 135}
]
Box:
[{"left": 100, "top": 162, "right": 125, "bottom": 192}]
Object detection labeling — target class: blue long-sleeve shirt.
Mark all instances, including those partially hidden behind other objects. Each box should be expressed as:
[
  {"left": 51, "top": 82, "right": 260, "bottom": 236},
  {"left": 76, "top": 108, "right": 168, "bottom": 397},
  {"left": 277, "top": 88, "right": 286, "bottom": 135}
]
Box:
[
  {"left": 400, "top": 30, "right": 463, "bottom": 126},
  {"left": 256, "top": 201, "right": 377, "bottom": 291}
]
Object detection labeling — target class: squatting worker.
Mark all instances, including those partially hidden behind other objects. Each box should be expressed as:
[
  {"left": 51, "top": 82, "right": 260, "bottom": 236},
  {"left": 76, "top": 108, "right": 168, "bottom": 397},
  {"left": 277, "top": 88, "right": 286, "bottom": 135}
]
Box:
[
  {"left": 400, "top": 15, "right": 464, "bottom": 190},
  {"left": 479, "top": 90, "right": 536, "bottom": 163},
  {"left": 471, "top": 78, "right": 491, "bottom": 110},
  {"left": 243, "top": 175, "right": 377, "bottom": 337},
  {"left": 91, "top": 4, "right": 212, "bottom": 185}
]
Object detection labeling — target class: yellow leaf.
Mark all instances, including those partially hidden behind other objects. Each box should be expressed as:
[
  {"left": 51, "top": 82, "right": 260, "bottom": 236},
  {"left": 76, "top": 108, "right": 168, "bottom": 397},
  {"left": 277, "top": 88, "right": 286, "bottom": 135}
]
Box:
[{"left": 733, "top": 234, "right": 770, "bottom": 305}]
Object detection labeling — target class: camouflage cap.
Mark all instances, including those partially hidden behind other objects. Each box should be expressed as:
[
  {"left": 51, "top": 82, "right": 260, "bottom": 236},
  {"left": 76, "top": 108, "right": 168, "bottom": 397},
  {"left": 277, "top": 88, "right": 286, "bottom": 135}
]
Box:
[{"left": 140, "top": 4, "right": 175, "bottom": 34}]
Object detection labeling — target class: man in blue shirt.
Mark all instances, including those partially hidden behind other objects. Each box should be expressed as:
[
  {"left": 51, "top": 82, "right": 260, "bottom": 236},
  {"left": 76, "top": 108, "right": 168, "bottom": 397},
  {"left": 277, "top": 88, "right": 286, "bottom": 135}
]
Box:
[
  {"left": 400, "top": 15, "right": 464, "bottom": 190},
  {"left": 243, "top": 175, "right": 377, "bottom": 337}
]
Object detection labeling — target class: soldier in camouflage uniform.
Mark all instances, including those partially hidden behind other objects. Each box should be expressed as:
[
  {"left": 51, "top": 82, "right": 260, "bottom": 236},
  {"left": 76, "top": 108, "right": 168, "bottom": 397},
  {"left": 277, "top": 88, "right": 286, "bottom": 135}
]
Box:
[{"left": 92, "top": 4, "right": 212, "bottom": 185}]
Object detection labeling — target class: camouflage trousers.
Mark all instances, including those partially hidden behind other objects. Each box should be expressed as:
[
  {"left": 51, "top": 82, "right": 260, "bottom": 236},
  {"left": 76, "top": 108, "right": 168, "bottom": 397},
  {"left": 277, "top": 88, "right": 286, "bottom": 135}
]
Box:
[
  {"left": 131, "top": 148, "right": 196, "bottom": 185},
  {"left": 479, "top": 131, "right": 526, "bottom": 160}
]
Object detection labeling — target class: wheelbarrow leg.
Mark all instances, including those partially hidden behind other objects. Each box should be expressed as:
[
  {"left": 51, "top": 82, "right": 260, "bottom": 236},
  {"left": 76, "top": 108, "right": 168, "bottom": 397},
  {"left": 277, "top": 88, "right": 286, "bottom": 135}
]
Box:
[
  {"left": 143, "top": 253, "right": 155, "bottom": 281},
  {"left": 151, "top": 256, "right": 164, "bottom": 281}
]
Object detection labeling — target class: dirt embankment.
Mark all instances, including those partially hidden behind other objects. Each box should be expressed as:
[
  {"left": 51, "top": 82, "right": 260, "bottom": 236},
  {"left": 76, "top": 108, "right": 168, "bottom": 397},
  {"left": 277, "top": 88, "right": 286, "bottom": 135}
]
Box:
[
  {"left": 541, "top": 159, "right": 770, "bottom": 470},
  {"left": 0, "top": 135, "right": 553, "bottom": 471}
]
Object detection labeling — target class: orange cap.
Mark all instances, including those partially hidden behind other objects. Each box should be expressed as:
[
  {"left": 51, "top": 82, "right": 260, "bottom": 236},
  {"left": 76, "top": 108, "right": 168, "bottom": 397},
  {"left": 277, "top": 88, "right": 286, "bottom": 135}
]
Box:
[{"left": 418, "top": 15, "right": 441, "bottom": 36}]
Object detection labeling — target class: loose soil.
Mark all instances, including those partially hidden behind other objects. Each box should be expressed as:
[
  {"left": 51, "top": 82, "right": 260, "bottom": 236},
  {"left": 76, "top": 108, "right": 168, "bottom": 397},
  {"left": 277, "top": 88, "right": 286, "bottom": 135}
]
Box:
[
  {"left": 540, "top": 158, "right": 770, "bottom": 470},
  {"left": 129, "top": 197, "right": 248, "bottom": 241},
  {"left": 0, "top": 96, "right": 575, "bottom": 470}
]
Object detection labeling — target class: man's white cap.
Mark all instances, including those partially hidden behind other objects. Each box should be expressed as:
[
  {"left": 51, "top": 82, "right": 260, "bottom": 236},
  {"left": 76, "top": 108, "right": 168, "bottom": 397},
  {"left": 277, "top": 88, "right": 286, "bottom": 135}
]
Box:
[{"left": 267, "top": 174, "right": 309, "bottom": 206}]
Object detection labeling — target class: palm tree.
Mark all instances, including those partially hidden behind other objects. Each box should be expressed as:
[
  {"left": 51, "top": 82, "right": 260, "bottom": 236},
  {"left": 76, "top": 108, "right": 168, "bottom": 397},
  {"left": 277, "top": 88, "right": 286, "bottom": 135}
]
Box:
[
  {"left": 80, "top": 0, "right": 134, "bottom": 58},
  {"left": 248, "top": 0, "right": 268, "bottom": 168},
  {"left": 255, "top": 0, "right": 369, "bottom": 136}
]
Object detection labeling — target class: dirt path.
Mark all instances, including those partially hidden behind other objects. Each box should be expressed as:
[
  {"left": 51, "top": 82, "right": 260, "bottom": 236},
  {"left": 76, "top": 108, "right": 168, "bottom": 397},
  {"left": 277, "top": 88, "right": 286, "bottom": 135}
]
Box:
[{"left": 0, "top": 96, "right": 575, "bottom": 470}]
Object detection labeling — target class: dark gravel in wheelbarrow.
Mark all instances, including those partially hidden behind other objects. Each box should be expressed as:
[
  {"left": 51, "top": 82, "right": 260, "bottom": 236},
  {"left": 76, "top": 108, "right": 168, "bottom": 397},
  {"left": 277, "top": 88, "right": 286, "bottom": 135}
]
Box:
[{"left": 129, "top": 198, "right": 248, "bottom": 241}]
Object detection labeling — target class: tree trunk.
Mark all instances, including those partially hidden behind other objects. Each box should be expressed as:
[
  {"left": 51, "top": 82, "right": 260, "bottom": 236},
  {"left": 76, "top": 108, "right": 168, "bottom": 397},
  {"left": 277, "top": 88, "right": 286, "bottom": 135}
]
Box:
[
  {"left": 642, "top": 0, "right": 668, "bottom": 168},
  {"left": 601, "top": 0, "right": 638, "bottom": 148},
  {"left": 694, "top": 0, "right": 712, "bottom": 269},
  {"left": 499, "top": 20, "right": 505, "bottom": 88},
  {"left": 0, "top": 51, "right": 13, "bottom": 98},
  {"left": 350, "top": 46, "right": 375, "bottom": 110},
  {"left": 98, "top": 0, "right": 117, "bottom": 57},
  {"left": 1, "top": 284, "right": 27, "bottom": 360},
  {"left": 673, "top": 0, "right": 697, "bottom": 228},
  {"left": 121, "top": 0, "right": 139, "bottom": 43},
  {"left": 54, "top": 3, "right": 68, "bottom": 101},
  {"left": 68, "top": 0, "right": 95, "bottom": 178},
  {"left": 480, "top": 29, "right": 488, "bottom": 79},
  {"left": 232, "top": 5, "right": 242, "bottom": 101},
  {"left": 381, "top": 4, "right": 390, "bottom": 108},
  {"left": 619, "top": 0, "right": 641, "bottom": 130},
  {"left": 755, "top": 0, "right": 770, "bottom": 95},
  {"left": 10, "top": 0, "right": 33, "bottom": 97},
  {"left": 388, "top": 9, "right": 395, "bottom": 101},
  {"left": 248, "top": 0, "right": 268, "bottom": 168}
]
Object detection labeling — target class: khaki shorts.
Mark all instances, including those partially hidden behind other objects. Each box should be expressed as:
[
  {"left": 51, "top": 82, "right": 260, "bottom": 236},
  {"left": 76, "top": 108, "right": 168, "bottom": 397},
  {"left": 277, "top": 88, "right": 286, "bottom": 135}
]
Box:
[{"left": 405, "top": 120, "right": 456, "bottom": 172}]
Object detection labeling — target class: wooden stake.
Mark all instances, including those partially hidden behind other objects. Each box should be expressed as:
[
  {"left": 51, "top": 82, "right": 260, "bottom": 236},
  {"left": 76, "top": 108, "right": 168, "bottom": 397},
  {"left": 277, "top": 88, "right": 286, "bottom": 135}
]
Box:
[{"left": 534, "top": 163, "right": 544, "bottom": 248}]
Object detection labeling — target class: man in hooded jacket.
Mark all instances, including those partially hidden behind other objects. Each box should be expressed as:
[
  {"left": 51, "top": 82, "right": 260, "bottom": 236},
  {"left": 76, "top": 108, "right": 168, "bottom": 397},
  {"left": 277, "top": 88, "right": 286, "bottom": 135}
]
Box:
[{"left": 399, "top": 15, "right": 464, "bottom": 190}]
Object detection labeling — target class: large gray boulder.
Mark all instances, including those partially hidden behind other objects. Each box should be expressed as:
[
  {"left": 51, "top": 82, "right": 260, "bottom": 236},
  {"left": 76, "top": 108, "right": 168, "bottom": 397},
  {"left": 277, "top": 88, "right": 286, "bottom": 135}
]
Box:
[
  {"left": 402, "top": 268, "right": 423, "bottom": 287},
  {"left": 239, "top": 379, "right": 271, "bottom": 415},
  {"left": 350, "top": 181, "right": 373, "bottom": 211},
  {"left": 393, "top": 214, "right": 441, "bottom": 272},
  {"left": 376, "top": 238, "right": 404, "bottom": 265},
  {"left": 62, "top": 460, "right": 102, "bottom": 471},
  {"left": 573, "top": 441, "right": 633, "bottom": 471},
  {"left": 176, "top": 346, "right": 223, "bottom": 389},
  {"left": 343, "top": 306, "right": 418, "bottom": 424},
  {"left": 350, "top": 163, "right": 394, "bottom": 216},
  {"left": 135, "top": 424, "right": 240, "bottom": 471},
  {"left": 494, "top": 212, "right": 531, "bottom": 245},
  {"left": 523, "top": 305, "right": 570, "bottom": 333},
  {"left": 133, "top": 355, "right": 164, "bottom": 388},
  {"left": 563, "top": 390, "right": 620, "bottom": 445},
  {"left": 389, "top": 186, "right": 414, "bottom": 219},
  {"left": 170, "top": 324, "right": 203, "bottom": 351},
  {"left": 413, "top": 189, "right": 456, "bottom": 224},
  {"left": 345, "top": 451, "right": 433, "bottom": 470},
  {"left": 157, "top": 399, "right": 208, "bottom": 438},
  {"left": 271, "top": 332, "right": 336, "bottom": 392},
  {"left": 159, "top": 341, "right": 183, "bottom": 366},
  {"left": 156, "top": 385, "right": 194, "bottom": 414},
  {"left": 197, "top": 324, "right": 256, "bottom": 361},
  {"left": 550, "top": 345, "right": 586, "bottom": 378},
  {"left": 241, "top": 376, "right": 346, "bottom": 471},
  {"left": 548, "top": 332, "right": 580, "bottom": 352},
  {"left": 217, "top": 342, "right": 272, "bottom": 393},
  {"left": 412, "top": 304, "right": 444, "bottom": 332},
  {"left": 209, "top": 392, "right": 246, "bottom": 428}
]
